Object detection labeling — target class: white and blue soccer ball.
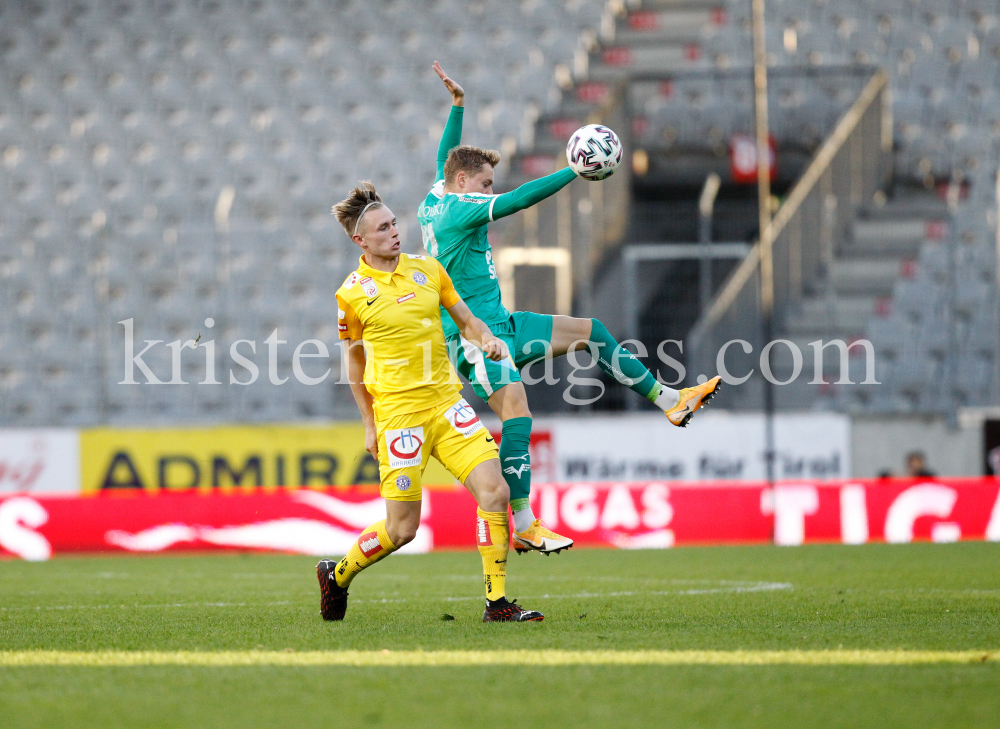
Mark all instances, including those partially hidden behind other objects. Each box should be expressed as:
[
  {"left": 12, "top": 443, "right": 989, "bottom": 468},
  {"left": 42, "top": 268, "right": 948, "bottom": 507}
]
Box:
[{"left": 566, "top": 124, "right": 623, "bottom": 181}]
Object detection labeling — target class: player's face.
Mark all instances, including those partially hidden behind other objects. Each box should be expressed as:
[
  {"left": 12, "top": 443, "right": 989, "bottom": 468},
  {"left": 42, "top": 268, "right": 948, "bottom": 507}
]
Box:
[
  {"left": 358, "top": 206, "right": 400, "bottom": 259},
  {"left": 464, "top": 164, "right": 494, "bottom": 195}
]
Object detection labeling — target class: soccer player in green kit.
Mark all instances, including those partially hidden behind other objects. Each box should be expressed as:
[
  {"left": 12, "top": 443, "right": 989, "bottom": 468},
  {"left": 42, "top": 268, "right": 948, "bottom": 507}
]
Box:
[{"left": 418, "top": 62, "right": 722, "bottom": 553}]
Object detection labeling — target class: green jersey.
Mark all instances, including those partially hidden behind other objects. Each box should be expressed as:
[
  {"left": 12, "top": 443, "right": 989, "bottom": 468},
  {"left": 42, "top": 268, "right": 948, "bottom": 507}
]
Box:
[
  {"left": 417, "top": 105, "right": 577, "bottom": 339},
  {"left": 418, "top": 182, "right": 508, "bottom": 339}
]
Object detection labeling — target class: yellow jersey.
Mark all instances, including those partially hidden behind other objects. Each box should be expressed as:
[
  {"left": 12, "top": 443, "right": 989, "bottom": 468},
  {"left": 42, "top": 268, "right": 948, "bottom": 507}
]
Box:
[{"left": 336, "top": 253, "right": 463, "bottom": 421}]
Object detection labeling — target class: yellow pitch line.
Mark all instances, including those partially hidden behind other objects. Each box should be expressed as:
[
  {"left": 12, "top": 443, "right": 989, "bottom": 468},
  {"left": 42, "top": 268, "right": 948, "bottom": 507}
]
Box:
[{"left": 0, "top": 650, "right": 996, "bottom": 667}]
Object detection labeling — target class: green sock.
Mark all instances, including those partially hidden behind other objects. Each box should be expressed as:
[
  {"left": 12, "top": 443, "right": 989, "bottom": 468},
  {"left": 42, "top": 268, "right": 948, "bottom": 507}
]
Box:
[
  {"left": 588, "top": 319, "right": 660, "bottom": 399},
  {"left": 500, "top": 417, "right": 534, "bottom": 532}
]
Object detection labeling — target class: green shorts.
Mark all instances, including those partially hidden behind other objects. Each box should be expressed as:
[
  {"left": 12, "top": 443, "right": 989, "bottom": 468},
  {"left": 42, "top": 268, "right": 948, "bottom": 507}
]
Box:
[{"left": 446, "top": 311, "right": 554, "bottom": 402}]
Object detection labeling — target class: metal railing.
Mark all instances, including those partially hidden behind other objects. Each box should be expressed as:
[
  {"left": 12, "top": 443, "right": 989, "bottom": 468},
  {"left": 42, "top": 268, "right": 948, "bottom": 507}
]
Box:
[{"left": 688, "top": 69, "right": 892, "bottom": 392}]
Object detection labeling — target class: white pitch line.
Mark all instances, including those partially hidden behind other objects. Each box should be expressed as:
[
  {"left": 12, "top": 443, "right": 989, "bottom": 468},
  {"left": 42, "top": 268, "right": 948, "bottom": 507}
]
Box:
[
  {"left": 1, "top": 649, "right": 996, "bottom": 667},
  {"left": 0, "top": 601, "right": 291, "bottom": 612},
  {"left": 0, "top": 582, "right": 794, "bottom": 611}
]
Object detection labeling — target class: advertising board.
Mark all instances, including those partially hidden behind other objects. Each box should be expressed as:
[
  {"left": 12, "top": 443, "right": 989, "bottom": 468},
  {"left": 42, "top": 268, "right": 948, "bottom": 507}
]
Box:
[{"left": 2, "top": 479, "right": 997, "bottom": 561}]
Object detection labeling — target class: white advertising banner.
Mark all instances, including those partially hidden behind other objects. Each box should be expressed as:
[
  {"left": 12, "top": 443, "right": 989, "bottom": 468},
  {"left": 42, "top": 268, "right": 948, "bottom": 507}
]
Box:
[
  {"left": 538, "top": 412, "right": 850, "bottom": 482},
  {"left": 0, "top": 429, "right": 81, "bottom": 494}
]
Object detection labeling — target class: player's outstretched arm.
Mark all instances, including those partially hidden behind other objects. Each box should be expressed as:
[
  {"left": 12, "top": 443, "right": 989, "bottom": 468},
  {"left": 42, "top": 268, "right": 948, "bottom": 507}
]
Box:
[
  {"left": 433, "top": 61, "right": 465, "bottom": 182},
  {"left": 445, "top": 299, "right": 509, "bottom": 362},
  {"left": 489, "top": 166, "right": 577, "bottom": 222},
  {"left": 434, "top": 61, "right": 464, "bottom": 107},
  {"left": 345, "top": 338, "right": 378, "bottom": 458}
]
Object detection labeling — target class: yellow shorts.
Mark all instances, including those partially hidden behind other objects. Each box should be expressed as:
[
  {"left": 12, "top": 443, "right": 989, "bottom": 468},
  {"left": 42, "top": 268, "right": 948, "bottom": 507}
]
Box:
[{"left": 376, "top": 397, "right": 498, "bottom": 502}]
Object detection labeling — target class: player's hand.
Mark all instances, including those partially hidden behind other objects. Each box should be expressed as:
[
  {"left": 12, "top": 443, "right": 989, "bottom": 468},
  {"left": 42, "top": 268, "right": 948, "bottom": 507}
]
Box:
[
  {"left": 481, "top": 336, "right": 508, "bottom": 362},
  {"left": 364, "top": 425, "right": 379, "bottom": 460},
  {"left": 433, "top": 61, "right": 464, "bottom": 105}
]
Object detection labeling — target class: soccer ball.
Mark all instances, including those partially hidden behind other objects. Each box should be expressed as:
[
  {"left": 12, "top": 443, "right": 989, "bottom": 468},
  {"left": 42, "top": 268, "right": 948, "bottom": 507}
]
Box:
[{"left": 566, "top": 124, "right": 623, "bottom": 181}]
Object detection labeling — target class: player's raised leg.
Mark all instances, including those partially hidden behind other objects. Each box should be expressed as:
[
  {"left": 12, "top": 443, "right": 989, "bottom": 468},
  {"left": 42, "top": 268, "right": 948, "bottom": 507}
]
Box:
[
  {"left": 486, "top": 382, "right": 574, "bottom": 555},
  {"left": 549, "top": 315, "right": 721, "bottom": 428}
]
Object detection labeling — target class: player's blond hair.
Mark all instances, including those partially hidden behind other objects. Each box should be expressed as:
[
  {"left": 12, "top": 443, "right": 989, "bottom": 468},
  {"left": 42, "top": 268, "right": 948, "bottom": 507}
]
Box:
[
  {"left": 331, "top": 181, "right": 385, "bottom": 238},
  {"left": 444, "top": 145, "right": 501, "bottom": 184}
]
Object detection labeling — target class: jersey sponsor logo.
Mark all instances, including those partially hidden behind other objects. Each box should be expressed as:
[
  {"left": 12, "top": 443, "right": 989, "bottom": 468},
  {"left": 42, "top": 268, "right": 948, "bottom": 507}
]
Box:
[
  {"left": 338, "top": 323, "right": 348, "bottom": 332},
  {"left": 409, "top": 254, "right": 427, "bottom": 260},
  {"left": 366, "top": 295, "right": 381, "bottom": 306},
  {"left": 338, "top": 308, "right": 347, "bottom": 330},
  {"left": 396, "top": 292, "right": 416, "bottom": 304},
  {"left": 445, "top": 398, "right": 483, "bottom": 437},
  {"left": 458, "top": 195, "right": 490, "bottom": 204},
  {"left": 358, "top": 531, "right": 383, "bottom": 558},
  {"left": 412, "top": 272, "right": 427, "bottom": 285},
  {"left": 343, "top": 272, "right": 359, "bottom": 288},
  {"left": 385, "top": 427, "right": 424, "bottom": 469},
  {"left": 395, "top": 475, "right": 411, "bottom": 492},
  {"left": 476, "top": 515, "right": 492, "bottom": 546}
]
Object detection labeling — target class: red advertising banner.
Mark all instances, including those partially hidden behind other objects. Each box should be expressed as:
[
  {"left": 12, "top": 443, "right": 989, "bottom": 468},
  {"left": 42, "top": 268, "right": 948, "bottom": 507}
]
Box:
[{"left": 1, "top": 480, "right": 998, "bottom": 561}]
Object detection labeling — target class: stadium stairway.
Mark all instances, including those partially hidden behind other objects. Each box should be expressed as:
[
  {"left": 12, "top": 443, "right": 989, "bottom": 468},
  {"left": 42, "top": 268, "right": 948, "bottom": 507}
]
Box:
[
  {"left": 503, "top": 0, "right": 1000, "bottom": 414},
  {"left": 772, "top": 188, "right": 950, "bottom": 410}
]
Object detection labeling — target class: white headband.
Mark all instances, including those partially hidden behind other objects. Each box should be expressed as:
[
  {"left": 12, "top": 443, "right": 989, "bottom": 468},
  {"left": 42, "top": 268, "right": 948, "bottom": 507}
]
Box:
[{"left": 353, "top": 201, "right": 381, "bottom": 236}]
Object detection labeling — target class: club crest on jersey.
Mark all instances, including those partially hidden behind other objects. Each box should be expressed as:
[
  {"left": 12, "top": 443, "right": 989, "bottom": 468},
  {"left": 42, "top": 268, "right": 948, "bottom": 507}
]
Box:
[
  {"left": 385, "top": 427, "right": 424, "bottom": 469},
  {"left": 395, "top": 475, "right": 411, "bottom": 492},
  {"left": 359, "top": 276, "right": 378, "bottom": 297},
  {"left": 358, "top": 531, "right": 383, "bottom": 558},
  {"left": 412, "top": 271, "right": 427, "bottom": 285},
  {"left": 445, "top": 399, "right": 483, "bottom": 437}
]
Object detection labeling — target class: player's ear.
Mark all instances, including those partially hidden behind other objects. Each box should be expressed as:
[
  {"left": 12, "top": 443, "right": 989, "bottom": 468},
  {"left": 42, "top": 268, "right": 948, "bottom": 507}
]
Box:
[{"left": 456, "top": 170, "right": 466, "bottom": 189}]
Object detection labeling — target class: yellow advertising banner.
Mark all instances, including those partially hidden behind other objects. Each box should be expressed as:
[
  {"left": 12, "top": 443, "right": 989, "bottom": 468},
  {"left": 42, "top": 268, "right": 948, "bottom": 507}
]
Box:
[{"left": 79, "top": 424, "right": 456, "bottom": 494}]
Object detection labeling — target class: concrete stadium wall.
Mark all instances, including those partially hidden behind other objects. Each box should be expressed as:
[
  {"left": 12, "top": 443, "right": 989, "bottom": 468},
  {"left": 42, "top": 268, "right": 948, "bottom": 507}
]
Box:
[{"left": 850, "top": 415, "right": 982, "bottom": 479}]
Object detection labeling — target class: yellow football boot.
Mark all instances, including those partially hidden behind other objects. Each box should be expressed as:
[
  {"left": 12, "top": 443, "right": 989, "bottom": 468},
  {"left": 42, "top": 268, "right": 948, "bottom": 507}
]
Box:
[
  {"left": 665, "top": 376, "right": 721, "bottom": 428},
  {"left": 512, "top": 520, "right": 574, "bottom": 555}
]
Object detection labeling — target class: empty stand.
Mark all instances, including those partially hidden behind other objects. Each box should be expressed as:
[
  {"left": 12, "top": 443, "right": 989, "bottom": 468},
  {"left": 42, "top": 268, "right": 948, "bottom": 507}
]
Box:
[{"left": 0, "top": 0, "right": 607, "bottom": 425}]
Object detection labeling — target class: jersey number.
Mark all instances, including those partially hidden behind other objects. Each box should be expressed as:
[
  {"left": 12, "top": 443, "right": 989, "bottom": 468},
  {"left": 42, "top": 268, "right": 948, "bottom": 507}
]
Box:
[
  {"left": 420, "top": 222, "right": 439, "bottom": 257},
  {"left": 485, "top": 250, "right": 497, "bottom": 280}
]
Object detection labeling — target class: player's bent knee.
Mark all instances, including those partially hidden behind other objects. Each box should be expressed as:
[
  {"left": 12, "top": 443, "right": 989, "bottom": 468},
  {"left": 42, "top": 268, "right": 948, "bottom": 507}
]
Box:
[
  {"left": 491, "top": 383, "right": 532, "bottom": 420},
  {"left": 509, "top": 398, "right": 532, "bottom": 420},
  {"left": 385, "top": 503, "right": 421, "bottom": 547},
  {"left": 481, "top": 475, "right": 510, "bottom": 513},
  {"left": 386, "top": 522, "right": 418, "bottom": 547},
  {"left": 464, "top": 459, "right": 510, "bottom": 513}
]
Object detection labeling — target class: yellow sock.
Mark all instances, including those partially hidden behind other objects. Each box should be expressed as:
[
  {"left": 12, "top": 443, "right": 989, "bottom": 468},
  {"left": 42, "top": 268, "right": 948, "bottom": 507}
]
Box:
[
  {"left": 334, "top": 520, "right": 397, "bottom": 588},
  {"left": 476, "top": 508, "right": 508, "bottom": 601}
]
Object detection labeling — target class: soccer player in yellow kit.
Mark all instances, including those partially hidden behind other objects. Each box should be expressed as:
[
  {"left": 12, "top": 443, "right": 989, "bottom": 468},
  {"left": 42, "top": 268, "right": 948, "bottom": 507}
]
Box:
[{"left": 316, "top": 182, "right": 543, "bottom": 622}]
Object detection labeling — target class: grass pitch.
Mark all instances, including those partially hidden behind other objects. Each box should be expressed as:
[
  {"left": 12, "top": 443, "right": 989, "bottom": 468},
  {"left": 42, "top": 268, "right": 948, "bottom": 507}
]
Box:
[{"left": 2, "top": 544, "right": 999, "bottom": 728}]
